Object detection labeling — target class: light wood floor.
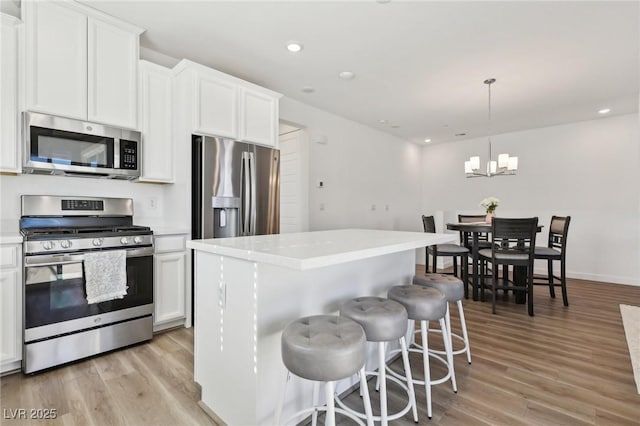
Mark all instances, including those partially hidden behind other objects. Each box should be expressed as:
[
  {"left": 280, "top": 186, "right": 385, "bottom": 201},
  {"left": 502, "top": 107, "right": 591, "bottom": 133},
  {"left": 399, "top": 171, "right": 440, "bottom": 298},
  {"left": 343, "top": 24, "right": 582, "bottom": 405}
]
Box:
[{"left": 2, "top": 272, "right": 639, "bottom": 425}]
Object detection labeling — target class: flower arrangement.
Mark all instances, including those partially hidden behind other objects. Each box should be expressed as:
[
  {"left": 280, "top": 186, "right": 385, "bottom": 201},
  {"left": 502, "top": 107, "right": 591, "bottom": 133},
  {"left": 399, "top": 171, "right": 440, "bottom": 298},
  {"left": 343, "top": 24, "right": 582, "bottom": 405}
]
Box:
[{"left": 480, "top": 197, "right": 499, "bottom": 214}]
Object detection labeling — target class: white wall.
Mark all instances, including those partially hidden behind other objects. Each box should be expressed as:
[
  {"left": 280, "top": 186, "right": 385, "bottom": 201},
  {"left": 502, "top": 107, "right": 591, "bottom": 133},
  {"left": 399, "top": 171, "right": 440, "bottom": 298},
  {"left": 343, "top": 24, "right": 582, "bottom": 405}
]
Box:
[
  {"left": 280, "top": 97, "right": 423, "bottom": 233},
  {"left": 422, "top": 113, "right": 640, "bottom": 285},
  {"left": 0, "top": 174, "right": 166, "bottom": 231}
]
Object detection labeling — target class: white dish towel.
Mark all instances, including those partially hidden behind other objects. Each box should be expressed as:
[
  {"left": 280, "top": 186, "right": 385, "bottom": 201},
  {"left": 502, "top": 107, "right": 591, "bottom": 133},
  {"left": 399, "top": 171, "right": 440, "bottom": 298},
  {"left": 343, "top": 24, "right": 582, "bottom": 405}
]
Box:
[{"left": 84, "top": 250, "right": 128, "bottom": 304}]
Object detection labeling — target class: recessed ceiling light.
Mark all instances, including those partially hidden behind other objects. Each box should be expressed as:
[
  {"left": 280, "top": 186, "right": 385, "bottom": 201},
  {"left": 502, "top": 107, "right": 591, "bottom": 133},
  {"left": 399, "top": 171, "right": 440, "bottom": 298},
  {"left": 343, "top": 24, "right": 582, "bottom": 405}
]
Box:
[
  {"left": 339, "top": 71, "right": 355, "bottom": 80},
  {"left": 301, "top": 86, "right": 315, "bottom": 93},
  {"left": 424, "top": 138, "right": 431, "bottom": 143},
  {"left": 598, "top": 108, "right": 611, "bottom": 114},
  {"left": 379, "top": 119, "right": 388, "bottom": 124},
  {"left": 286, "top": 41, "right": 303, "bottom": 53}
]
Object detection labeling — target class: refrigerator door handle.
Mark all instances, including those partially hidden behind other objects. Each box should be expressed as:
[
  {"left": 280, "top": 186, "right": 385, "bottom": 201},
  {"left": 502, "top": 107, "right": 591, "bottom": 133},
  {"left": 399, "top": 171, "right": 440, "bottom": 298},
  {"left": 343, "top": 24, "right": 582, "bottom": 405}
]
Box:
[
  {"left": 249, "top": 152, "right": 257, "bottom": 235},
  {"left": 241, "top": 151, "right": 251, "bottom": 236}
]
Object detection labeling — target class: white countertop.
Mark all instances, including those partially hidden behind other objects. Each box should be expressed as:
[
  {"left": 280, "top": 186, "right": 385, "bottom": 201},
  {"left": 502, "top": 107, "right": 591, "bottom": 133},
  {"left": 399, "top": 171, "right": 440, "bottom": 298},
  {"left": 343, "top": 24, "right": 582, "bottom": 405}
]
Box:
[{"left": 187, "top": 229, "right": 456, "bottom": 270}]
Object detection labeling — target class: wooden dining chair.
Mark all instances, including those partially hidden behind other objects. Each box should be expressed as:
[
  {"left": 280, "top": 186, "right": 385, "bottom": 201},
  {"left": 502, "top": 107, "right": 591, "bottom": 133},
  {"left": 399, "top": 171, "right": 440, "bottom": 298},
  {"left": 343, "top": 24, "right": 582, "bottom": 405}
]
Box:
[
  {"left": 422, "top": 215, "right": 469, "bottom": 298},
  {"left": 533, "top": 216, "right": 571, "bottom": 306},
  {"left": 457, "top": 214, "right": 492, "bottom": 249},
  {"left": 458, "top": 214, "right": 494, "bottom": 286},
  {"left": 478, "top": 217, "right": 538, "bottom": 316}
]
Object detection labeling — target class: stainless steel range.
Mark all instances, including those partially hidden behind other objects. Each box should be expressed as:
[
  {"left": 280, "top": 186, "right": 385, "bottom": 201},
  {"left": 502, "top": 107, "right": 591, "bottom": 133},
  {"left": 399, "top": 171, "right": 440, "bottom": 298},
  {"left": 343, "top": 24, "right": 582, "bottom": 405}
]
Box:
[{"left": 20, "top": 195, "right": 154, "bottom": 373}]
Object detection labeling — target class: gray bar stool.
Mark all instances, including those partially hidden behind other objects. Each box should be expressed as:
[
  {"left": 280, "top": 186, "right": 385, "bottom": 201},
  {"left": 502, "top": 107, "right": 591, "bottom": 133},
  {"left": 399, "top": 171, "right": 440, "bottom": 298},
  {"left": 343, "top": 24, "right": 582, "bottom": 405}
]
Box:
[
  {"left": 387, "top": 285, "right": 456, "bottom": 419},
  {"left": 413, "top": 274, "right": 472, "bottom": 364},
  {"left": 336, "top": 297, "right": 418, "bottom": 426},
  {"left": 274, "top": 315, "right": 374, "bottom": 426}
]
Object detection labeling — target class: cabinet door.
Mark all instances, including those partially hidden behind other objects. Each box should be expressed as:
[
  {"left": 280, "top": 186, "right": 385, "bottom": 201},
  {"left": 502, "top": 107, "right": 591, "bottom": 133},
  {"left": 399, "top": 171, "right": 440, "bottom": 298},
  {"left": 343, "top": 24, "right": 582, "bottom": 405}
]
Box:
[
  {"left": 87, "top": 17, "right": 138, "bottom": 129},
  {"left": 154, "top": 252, "right": 186, "bottom": 324},
  {"left": 239, "top": 87, "right": 278, "bottom": 147},
  {"left": 0, "top": 16, "right": 20, "bottom": 173},
  {"left": 1, "top": 269, "right": 20, "bottom": 366},
  {"left": 24, "top": 1, "right": 87, "bottom": 120},
  {"left": 139, "top": 61, "right": 173, "bottom": 182},
  {"left": 194, "top": 73, "right": 237, "bottom": 138}
]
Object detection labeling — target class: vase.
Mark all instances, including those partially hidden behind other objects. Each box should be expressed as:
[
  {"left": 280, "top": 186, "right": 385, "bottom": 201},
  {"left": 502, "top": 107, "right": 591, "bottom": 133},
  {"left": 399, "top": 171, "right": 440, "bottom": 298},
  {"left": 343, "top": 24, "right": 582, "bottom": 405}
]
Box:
[{"left": 485, "top": 212, "right": 495, "bottom": 223}]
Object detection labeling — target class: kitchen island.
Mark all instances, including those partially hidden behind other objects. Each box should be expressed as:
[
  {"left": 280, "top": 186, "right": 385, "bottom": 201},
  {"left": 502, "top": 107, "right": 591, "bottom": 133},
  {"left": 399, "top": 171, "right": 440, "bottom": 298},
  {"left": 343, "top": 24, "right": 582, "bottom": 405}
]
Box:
[{"left": 187, "top": 229, "right": 456, "bottom": 425}]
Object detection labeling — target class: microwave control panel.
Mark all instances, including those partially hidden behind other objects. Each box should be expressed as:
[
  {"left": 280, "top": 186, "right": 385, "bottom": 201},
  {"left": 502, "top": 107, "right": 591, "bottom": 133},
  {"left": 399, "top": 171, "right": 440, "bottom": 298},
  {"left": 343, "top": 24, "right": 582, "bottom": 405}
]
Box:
[{"left": 119, "top": 139, "right": 138, "bottom": 170}]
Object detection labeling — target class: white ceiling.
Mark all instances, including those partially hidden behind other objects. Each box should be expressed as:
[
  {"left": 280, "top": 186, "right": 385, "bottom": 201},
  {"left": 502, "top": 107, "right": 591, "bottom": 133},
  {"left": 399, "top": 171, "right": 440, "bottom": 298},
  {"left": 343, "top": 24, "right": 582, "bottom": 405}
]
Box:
[{"left": 77, "top": 1, "right": 639, "bottom": 144}]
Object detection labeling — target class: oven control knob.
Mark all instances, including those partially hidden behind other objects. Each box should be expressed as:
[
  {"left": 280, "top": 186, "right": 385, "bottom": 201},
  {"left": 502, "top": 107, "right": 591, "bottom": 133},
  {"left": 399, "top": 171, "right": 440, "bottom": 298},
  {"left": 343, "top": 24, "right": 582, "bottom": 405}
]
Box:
[
  {"left": 42, "top": 241, "right": 54, "bottom": 250},
  {"left": 120, "top": 237, "right": 130, "bottom": 245},
  {"left": 60, "top": 240, "right": 72, "bottom": 249},
  {"left": 133, "top": 236, "right": 143, "bottom": 244},
  {"left": 92, "top": 238, "right": 103, "bottom": 247}
]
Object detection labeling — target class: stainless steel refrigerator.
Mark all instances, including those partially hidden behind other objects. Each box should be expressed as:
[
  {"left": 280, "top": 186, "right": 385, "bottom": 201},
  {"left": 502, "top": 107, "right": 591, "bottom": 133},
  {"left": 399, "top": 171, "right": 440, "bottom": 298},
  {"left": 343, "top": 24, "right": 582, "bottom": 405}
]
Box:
[{"left": 191, "top": 135, "right": 280, "bottom": 240}]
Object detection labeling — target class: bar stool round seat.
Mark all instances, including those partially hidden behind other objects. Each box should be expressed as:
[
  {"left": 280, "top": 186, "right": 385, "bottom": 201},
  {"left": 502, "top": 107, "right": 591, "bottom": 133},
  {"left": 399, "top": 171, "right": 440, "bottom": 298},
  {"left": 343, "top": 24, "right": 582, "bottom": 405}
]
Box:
[
  {"left": 282, "top": 315, "right": 366, "bottom": 382},
  {"left": 276, "top": 315, "right": 374, "bottom": 426},
  {"left": 388, "top": 285, "right": 447, "bottom": 320},
  {"left": 340, "top": 297, "right": 408, "bottom": 341},
  {"left": 413, "top": 274, "right": 473, "bottom": 364},
  {"left": 337, "top": 297, "right": 418, "bottom": 425},
  {"left": 414, "top": 273, "right": 464, "bottom": 301},
  {"left": 387, "top": 285, "right": 456, "bottom": 419}
]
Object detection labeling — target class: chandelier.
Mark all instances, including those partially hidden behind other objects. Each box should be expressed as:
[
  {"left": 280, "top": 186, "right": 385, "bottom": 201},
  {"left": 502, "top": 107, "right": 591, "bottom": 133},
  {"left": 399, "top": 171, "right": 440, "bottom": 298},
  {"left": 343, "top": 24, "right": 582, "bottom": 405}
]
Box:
[{"left": 464, "top": 78, "right": 518, "bottom": 178}]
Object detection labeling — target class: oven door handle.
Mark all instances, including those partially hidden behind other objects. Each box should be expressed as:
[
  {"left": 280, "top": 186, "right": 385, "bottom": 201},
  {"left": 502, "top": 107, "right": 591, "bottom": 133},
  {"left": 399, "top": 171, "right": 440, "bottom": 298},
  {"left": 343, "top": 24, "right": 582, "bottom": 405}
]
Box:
[{"left": 24, "top": 247, "right": 154, "bottom": 267}]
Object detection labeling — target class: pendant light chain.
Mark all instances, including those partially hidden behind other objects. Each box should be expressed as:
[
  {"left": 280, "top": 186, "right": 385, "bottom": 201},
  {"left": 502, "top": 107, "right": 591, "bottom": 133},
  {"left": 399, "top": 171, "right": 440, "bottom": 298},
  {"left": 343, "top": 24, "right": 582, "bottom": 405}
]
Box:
[{"left": 487, "top": 79, "right": 493, "bottom": 164}]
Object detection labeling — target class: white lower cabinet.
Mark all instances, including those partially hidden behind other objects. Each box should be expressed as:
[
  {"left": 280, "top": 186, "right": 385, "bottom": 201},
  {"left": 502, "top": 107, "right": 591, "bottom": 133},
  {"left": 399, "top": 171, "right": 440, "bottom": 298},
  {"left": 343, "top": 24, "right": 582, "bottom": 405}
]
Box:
[
  {"left": 1, "top": 243, "right": 22, "bottom": 373},
  {"left": 153, "top": 233, "right": 189, "bottom": 331}
]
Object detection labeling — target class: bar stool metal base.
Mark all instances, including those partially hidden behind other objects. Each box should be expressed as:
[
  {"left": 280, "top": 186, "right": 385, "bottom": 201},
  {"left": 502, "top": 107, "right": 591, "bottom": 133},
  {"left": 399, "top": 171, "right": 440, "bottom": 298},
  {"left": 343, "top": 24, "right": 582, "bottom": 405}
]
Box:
[
  {"left": 275, "top": 369, "right": 373, "bottom": 426},
  {"left": 413, "top": 301, "right": 472, "bottom": 364},
  {"left": 335, "top": 338, "right": 418, "bottom": 424},
  {"left": 386, "top": 319, "right": 457, "bottom": 419}
]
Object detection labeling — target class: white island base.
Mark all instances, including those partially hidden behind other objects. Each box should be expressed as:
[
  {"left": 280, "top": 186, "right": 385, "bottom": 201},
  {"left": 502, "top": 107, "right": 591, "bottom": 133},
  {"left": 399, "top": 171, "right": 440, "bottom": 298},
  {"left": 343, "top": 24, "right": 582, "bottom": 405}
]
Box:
[{"left": 188, "top": 229, "right": 456, "bottom": 425}]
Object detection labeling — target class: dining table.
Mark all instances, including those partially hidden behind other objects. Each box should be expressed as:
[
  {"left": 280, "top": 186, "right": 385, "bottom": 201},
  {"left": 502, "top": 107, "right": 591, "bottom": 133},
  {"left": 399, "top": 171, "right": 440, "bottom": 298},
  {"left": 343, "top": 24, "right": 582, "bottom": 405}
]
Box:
[{"left": 446, "top": 221, "right": 543, "bottom": 303}]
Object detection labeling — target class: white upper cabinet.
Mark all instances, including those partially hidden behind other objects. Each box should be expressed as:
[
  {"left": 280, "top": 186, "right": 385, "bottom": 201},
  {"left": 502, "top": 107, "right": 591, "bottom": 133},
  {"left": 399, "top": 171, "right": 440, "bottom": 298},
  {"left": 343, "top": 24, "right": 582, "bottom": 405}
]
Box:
[
  {"left": 87, "top": 17, "right": 139, "bottom": 129},
  {"left": 24, "top": 1, "right": 143, "bottom": 129},
  {"left": 194, "top": 72, "right": 238, "bottom": 139},
  {"left": 24, "top": 1, "right": 87, "bottom": 120},
  {"left": 138, "top": 60, "right": 173, "bottom": 183},
  {"left": 0, "top": 14, "right": 21, "bottom": 173},
  {"left": 239, "top": 86, "right": 278, "bottom": 147},
  {"left": 174, "top": 60, "right": 281, "bottom": 148}
]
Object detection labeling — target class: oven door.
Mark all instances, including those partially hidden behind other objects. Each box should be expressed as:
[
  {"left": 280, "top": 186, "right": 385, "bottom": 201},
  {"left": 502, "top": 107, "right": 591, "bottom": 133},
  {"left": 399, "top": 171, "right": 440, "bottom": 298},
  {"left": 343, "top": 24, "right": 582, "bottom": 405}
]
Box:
[{"left": 23, "top": 247, "right": 153, "bottom": 341}]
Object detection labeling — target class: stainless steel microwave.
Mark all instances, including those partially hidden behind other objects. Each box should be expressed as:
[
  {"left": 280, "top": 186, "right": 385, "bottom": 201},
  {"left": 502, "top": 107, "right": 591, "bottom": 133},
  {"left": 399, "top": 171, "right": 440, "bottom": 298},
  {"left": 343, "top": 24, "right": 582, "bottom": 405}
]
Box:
[{"left": 23, "top": 112, "right": 141, "bottom": 180}]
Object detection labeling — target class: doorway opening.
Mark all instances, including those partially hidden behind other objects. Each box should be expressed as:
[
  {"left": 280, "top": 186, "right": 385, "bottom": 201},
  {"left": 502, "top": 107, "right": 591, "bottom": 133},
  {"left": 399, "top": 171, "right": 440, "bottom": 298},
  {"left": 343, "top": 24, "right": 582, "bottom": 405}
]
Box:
[{"left": 278, "top": 121, "right": 309, "bottom": 233}]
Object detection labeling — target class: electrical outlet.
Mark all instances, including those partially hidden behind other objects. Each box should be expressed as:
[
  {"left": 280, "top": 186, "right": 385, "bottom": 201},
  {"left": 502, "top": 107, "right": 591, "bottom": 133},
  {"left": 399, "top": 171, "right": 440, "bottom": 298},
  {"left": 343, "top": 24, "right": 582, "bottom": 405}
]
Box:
[
  {"left": 319, "top": 203, "right": 325, "bottom": 211},
  {"left": 148, "top": 197, "right": 158, "bottom": 210},
  {"left": 371, "top": 204, "right": 376, "bottom": 211}
]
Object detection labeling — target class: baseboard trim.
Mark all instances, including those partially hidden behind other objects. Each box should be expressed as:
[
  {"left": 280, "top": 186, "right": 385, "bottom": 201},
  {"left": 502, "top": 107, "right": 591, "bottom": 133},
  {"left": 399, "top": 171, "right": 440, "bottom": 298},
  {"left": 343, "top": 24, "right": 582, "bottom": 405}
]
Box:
[
  {"left": 416, "top": 261, "right": 640, "bottom": 287},
  {"left": 198, "top": 400, "right": 227, "bottom": 426}
]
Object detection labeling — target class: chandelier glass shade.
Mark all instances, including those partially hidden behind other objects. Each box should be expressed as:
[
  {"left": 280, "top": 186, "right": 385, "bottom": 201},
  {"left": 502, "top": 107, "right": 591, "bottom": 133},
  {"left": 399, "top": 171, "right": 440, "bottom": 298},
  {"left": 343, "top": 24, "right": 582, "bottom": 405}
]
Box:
[{"left": 465, "top": 78, "right": 518, "bottom": 178}]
